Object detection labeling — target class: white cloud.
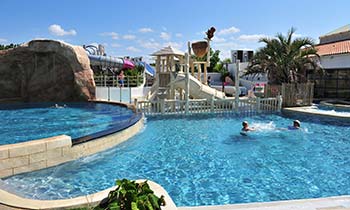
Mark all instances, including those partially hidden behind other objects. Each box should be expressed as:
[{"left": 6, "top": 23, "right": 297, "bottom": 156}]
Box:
[
  {"left": 138, "top": 40, "right": 161, "bottom": 49},
  {"left": 0, "top": 38, "right": 7, "bottom": 43},
  {"left": 212, "top": 36, "right": 226, "bottom": 43},
  {"left": 111, "top": 43, "right": 121, "bottom": 48},
  {"left": 100, "top": 32, "right": 119, "bottom": 40},
  {"left": 89, "top": 42, "right": 99, "bottom": 47},
  {"left": 162, "top": 26, "right": 167, "bottom": 31},
  {"left": 139, "top": 28, "right": 153, "bottom": 33},
  {"left": 175, "top": 33, "right": 183, "bottom": 38},
  {"left": 48, "top": 24, "right": 76, "bottom": 36},
  {"left": 238, "top": 34, "right": 267, "bottom": 42},
  {"left": 160, "top": 32, "right": 171, "bottom": 40},
  {"left": 217, "top": 26, "right": 240, "bottom": 35},
  {"left": 163, "top": 41, "right": 183, "bottom": 50},
  {"left": 212, "top": 42, "right": 241, "bottom": 60},
  {"left": 126, "top": 46, "right": 141, "bottom": 52},
  {"left": 196, "top": 31, "right": 205, "bottom": 36},
  {"left": 143, "top": 55, "right": 156, "bottom": 64},
  {"left": 292, "top": 33, "right": 303, "bottom": 38},
  {"left": 123, "top": 34, "right": 136, "bottom": 40}
]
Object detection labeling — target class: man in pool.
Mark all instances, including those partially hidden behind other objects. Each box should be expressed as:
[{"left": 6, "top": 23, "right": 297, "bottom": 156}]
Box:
[
  {"left": 288, "top": 120, "right": 301, "bottom": 130},
  {"left": 242, "top": 121, "right": 255, "bottom": 132}
]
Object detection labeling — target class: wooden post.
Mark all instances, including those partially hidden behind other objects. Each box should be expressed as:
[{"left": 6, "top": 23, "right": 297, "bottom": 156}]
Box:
[
  {"left": 277, "top": 95, "right": 282, "bottom": 111},
  {"left": 281, "top": 83, "right": 285, "bottom": 107},
  {"left": 235, "top": 60, "right": 240, "bottom": 111},
  {"left": 256, "top": 97, "right": 261, "bottom": 113},
  {"left": 156, "top": 55, "right": 161, "bottom": 87},
  {"left": 210, "top": 95, "right": 214, "bottom": 113},
  {"left": 185, "top": 52, "right": 190, "bottom": 115},
  {"left": 161, "top": 99, "right": 165, "bottom": 114},
  {"left": 197, "top": 63, "right": 201, "bottom": 81},
  {"left": 204, "top": 63, "right": 207, "bottom": 85},
  {"left": 134, "top": 98, "right": 138, "bottom": 114},
  {"left": 104, "top": 75, "right": 107, "bottom": 87},
  {"left": 190, "top": 61, "right": 194, "bottom": 76}
]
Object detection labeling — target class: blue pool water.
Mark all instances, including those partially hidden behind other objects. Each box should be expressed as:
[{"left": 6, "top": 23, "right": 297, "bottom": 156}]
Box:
[
  {"left": 0, "top": 102, "right": 135, "bottom": 145},
  {"left": 3, "top": 113, "right": 350, "bottom": 206}
]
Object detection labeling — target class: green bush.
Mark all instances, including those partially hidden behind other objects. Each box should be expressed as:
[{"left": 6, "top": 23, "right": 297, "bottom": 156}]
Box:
[{"left": 97, "top": 179, "right": 166, "bottom": 210}]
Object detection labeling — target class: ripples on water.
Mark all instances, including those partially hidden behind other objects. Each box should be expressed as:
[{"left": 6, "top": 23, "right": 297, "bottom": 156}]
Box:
[{"left": 3, "top": 113, "right": 350, "bottom": 206}]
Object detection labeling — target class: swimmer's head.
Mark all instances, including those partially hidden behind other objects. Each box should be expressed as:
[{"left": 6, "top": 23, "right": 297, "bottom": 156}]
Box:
[
  {"left": 293, "top": 120, "right": 301, "bottom": 128},
  {"left": 242, "top": 121, "right": 248, "bottom": 127}
]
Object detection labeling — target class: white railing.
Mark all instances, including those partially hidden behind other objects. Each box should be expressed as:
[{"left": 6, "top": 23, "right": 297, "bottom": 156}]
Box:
[
  {"left": 94, "top": 75, "right": 145, "bottom": 87},
  {"left": 135, "top": 96, "right": 282, "bottom": 116}
]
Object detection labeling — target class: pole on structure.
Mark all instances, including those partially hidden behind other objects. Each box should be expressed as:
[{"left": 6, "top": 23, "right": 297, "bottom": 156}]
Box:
[
  {"left": 185, "top": 51, "right": 190, "bottom": 115},
  {"left": 206, "top": 38, "right": 210, "bottom": 67},
  {"left": 235, "top": 60, "right": 240, "bottom": 111}
]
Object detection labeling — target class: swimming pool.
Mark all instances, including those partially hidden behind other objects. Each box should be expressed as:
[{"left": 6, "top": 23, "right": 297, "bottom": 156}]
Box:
[
  {"left": 3, "top": 113, "right": 350, "bottom": 206},
  {"left": 0, "top": 102, "right": 137, "bottom": 145}
]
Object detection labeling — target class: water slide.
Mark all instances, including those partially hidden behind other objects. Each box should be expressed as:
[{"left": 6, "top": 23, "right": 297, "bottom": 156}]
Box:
[
  {"left": 172, "top": 73, "right": 226, "bottom": 99},
  {"left": 88, "top": 55, "right": 135, "bottom": 69},
  {"left": 138, "top": 62, "right": 156, "bottom": 76}
]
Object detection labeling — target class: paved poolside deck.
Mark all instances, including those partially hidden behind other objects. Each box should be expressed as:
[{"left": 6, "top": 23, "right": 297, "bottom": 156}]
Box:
[
  {"left": 283, "top": 106, "right": 350, "bottom": 119},
  {"left": 178, "top": 195, "right": 350, "bottom": 210}
]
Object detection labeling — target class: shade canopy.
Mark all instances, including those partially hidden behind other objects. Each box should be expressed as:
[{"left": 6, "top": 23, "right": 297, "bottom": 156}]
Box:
[{"left": 151, "top": 46, "right": 184, "bottom": 56}]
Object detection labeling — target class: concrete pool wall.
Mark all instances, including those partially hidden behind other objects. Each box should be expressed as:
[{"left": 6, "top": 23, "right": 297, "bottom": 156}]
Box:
[
  {"left": 0, "top": 179, "right": 177, "bottom": 210},
  {"left": 0, "top": 101, "right": 144, "bottom": 178}
]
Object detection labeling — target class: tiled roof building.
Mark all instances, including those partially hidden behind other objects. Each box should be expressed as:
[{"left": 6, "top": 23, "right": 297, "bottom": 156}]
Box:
[{"left": 311, "top": 25, "right": 350, "bottom": 99}]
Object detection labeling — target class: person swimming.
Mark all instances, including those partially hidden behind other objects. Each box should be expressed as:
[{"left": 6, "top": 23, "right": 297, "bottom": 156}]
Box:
[
  {"left": 52, "top": 104, "right": 67, "bottom": 108},
  {"left": 241, "top": 121, "right": 255, "bottom": 132},
  {"left": 240, "top": 121, "right": 256, "bottom": 136},
  {"left": 288, "top": 120, "right": 301, "bottom": 130}
]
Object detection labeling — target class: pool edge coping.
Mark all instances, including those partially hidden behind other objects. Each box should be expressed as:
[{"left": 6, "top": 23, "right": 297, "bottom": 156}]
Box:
[
  {"left": 0, "top": 101, "right": 144, "bottom": 178},
  {"left": 283, "top": 106, "right": 350, "bottom": 119},
  {"left": 0, "top": 179, "right": 177, "bottom": 210},
  {"left": 178, "top": 195, "right": 350, "bottom": 210}
]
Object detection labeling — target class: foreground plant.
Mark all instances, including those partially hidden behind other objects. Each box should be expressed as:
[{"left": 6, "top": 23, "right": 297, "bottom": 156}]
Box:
[{"left": 96, "top": 179, "right": 166, "bottom": 210}]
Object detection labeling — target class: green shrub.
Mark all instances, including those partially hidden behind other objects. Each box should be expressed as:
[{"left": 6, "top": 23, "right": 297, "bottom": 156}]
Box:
[{"left": 97, "top": 179, "right": 166, "bottom": 210}]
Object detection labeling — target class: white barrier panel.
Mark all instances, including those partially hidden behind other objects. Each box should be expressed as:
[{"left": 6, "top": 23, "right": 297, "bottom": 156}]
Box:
[
  {"left": 95, "top": 87, "right": 109, "bottom": 101},
  {"left": 96, "top": 87, "right": 152, "bottom": 103}
]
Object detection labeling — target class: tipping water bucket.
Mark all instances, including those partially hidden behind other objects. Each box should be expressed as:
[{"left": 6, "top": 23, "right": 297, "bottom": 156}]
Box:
[{"left": 191, "top": 41, "right": 208, "bottom": 58}]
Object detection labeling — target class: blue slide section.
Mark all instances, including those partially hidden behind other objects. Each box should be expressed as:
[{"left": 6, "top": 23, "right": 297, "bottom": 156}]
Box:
[{"left": 139, "top": 62, "right": 156, "bottom": 76}]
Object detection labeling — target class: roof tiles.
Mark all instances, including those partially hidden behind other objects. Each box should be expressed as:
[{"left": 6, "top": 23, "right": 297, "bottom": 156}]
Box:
[{"left": 316, "top": 40, "right": 350, "bottom": 56}]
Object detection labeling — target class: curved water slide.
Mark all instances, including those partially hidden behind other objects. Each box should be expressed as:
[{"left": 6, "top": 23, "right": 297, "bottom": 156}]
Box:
[
  {"left": 172, "top": 73, "right": 226, "bottom": 99},
  {"left": 88, "top": 55, "right": 135, "bottom": 69}
]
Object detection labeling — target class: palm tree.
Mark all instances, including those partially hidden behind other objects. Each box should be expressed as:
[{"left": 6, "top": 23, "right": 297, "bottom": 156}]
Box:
[{"left": 246, "top": 27, "right": 320, "bottom": 84}]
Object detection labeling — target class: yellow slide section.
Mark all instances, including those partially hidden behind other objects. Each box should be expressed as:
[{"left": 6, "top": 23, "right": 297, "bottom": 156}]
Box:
[{"left": 172, "top": 73, "right": 226, "bottom": 99}]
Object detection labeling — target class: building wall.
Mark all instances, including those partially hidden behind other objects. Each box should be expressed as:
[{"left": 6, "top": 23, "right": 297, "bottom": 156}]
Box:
[
  {"left": 320, "top": 54, "right": 350, "bottom": 69},
  {"left": 310, "top": 53, "right": 350, "bottom": 99}
]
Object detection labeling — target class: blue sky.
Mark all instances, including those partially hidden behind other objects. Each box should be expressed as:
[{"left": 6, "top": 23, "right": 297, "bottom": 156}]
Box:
[{"left": 1, "top": 0, "right": 349, "bottom": 61}]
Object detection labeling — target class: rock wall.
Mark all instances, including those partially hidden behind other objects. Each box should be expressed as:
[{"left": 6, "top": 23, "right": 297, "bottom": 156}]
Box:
[{"left": 0, "top": 39, "right": 95, "bottom": 102}]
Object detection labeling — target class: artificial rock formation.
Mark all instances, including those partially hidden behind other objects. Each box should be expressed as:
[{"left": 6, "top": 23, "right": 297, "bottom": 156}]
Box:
[{"left": 0, "top": 39, "right": 95, "bottom": 102}]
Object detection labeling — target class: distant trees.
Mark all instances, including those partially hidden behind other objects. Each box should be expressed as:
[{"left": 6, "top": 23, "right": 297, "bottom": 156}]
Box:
[
  {"left": 0, "top": 43, "right": 20, "bottom": 50},
  {"left": 246, "top": 28, "right": 320, "bottom": 84}
]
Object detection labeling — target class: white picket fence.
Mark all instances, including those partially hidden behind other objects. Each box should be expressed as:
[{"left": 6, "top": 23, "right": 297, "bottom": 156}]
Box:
[{"left": 135, "top": 96, "right": 282, "bottom": 116}]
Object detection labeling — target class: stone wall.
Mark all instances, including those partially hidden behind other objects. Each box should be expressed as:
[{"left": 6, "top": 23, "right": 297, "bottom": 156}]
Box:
[
  {"left": 0, "top": 118, "right": 143, "bottom": 178},
  {"left": 0, "top": 39, "right": 95, "bottom": 102}
]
